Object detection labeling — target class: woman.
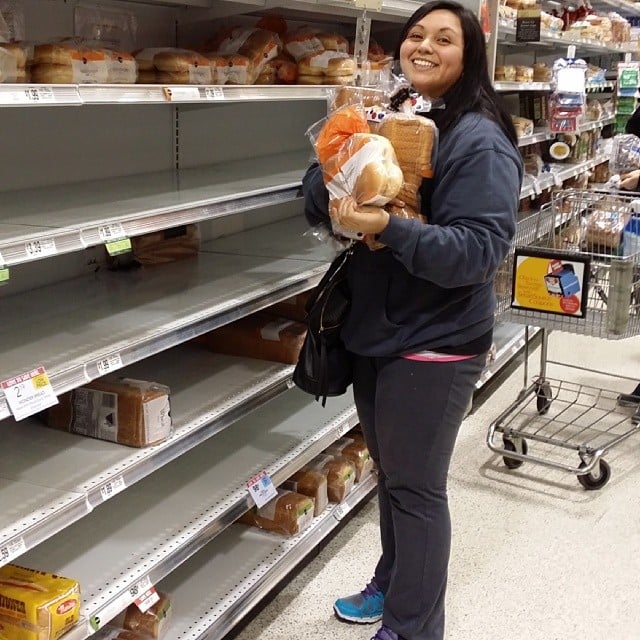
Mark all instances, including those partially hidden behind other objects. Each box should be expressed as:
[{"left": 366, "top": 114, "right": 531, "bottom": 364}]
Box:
[
  {"left": 302, "top": 2, "right": 523, "bottom": 639},
  {"left": 619, "top": 107, "right": 640, "bottom": 190}
]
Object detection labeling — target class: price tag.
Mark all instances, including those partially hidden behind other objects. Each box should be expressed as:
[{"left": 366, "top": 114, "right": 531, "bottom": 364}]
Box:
[
  {"left": 100, "top": 476, "right": 126, "bottom": 501},
  {"left": 1, "top": 86, "right": 56, "bottom": 105},
  {"left": 163, "top": 86, "right": 200, "bottom": 102},
  {"left": 90, "top": 575, "right": 153, "bottom": 632},
  {"left": 205, "top": 86, "right": 224, "bottom": 100},
  {"left": 24, "top": 238, "right": 57, "bottom": 259},
  {"left": 105, "top": 238, "right": 132, "bottom": 256},
  {"left": 96, "top": 353, "right": 123, "bottom": 376},
  {"left": 334, "top": 503, "right": 349, "bottom": 520},
  {"left": 134, "top": 586, "right": 160, "bottom": 613},
  {"left": 554, "top": 173, "right": 563, "bottom": 188},
  {"left": 246, "top": 470, "right": 278, "bottom": 508},
  {"left": 0, "top": 537, "right": 27, "bottom": 564},
  {"left": 1, "top": 367, "right": 58, "bottom": 421},
  {"left": 98, "top": 223, "right": 126, "bottom": 242},
  {"left": 354, "top": 0, "right": 383, "bottom": 9}
]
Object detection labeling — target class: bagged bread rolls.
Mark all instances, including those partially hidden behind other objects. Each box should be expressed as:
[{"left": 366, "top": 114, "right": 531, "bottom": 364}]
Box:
[
  {"left": 32, "top": 43, "right": 110, "bottom": 83},
  {"left": 239, "top": 489, "right": 315, "bottom": 536}
]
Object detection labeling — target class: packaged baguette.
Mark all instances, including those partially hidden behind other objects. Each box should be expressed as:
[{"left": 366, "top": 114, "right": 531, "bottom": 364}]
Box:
[
  {"left": 122, "top": 591, "right": 171, "bottom": 639},
  {"left": 283, "top": 467, "right": 329, "bottom": 517},
  {"left": 239, "top": 489, "right": 315, "bottom": 536},
  {"left": 0, "top": 563, "right": 80, "bottom": 640},
  {"left": 325, "top": 436, "right": 373, "bottom": 482}
]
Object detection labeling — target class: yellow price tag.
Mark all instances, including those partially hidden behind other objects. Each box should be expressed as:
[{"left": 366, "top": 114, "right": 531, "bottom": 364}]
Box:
[
  {"left": 106, "top": 238, "right": 132, "bottom": 256},
  {"left": 32, "top": 373, "right": 50, "bottom": 389}
]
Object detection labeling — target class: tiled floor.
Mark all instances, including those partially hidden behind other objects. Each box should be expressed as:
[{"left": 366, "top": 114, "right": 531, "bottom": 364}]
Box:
[{"left": 231, "top": 331, "right": 640, "bottom": 640}]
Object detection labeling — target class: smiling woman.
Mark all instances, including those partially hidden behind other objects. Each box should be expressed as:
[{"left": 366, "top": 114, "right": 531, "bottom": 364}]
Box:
[{"left": 301, "top": 3, "right": 523, "bottom": 640}]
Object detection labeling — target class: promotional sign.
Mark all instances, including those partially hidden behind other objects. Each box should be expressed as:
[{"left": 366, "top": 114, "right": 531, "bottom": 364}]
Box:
[
  {"left": 516, "top": 7, "right": 541, "bottom": 43},
  {"left": 510, "top": 247, "right": 590, "bottom": 318}
]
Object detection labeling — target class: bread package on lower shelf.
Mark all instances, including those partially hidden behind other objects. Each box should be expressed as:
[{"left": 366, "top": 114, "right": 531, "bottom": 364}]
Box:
[
  {"left": 41, "top": 378, "right": 171, "bottom": 448},
  {"left": 303, "top": 454, "right": 356, "bottom": 503},
  {"left": 0, "top": 563, "right": 80, "bottom": 640},
  {"left": 122, "top": 591, "right": 171, "bottom": 639},
  {"left": 239, "top": 489, "right": 315, "bottom": 536},
  {"left": 283, "top": 467, "right": 329, "bottom": 517},
  {"left": 325, "top": 436, "right": 374, "bottom": 482},
  {"left": 265, "top": 291, "right": 312, "bottom": 323},
  {"left": 195, "top": 311, "right": 307, "bottom": 365}
]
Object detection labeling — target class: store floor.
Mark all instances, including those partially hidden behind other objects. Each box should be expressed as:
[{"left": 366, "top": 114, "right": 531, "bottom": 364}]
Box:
[{"left": 231, "top": 331, "right": 640, "bottom": 640}]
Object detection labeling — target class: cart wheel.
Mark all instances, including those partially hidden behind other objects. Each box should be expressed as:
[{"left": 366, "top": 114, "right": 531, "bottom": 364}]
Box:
[
  {"left": 536, "top": 382, "right": 553, "bottom": 415},
  {"left": 502, "top": 438, "right": 528, "bottom": 470},
  {"left": 577, "top": 459, "right": 611, "bottom": 491}
]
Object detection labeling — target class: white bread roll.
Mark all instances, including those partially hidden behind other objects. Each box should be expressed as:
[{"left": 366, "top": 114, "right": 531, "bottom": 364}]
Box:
[
  {"left": 153, "top": 49, "right": 209, "bottom": 73},
  {"left": 297, "top": 74, "right": 324, "bottom": 84},
  {"left": 299, "top": 51, "right": 355, "bottom": 77},
  {"left": 315, "top": 32, "right": 348, "bottom": 52},
  {"left": 30, "top": 64, "right": 74, "bottom": 83}
]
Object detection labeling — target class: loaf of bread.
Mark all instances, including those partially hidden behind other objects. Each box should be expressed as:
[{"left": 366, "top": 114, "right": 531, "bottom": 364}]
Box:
[
  {"left": 330, "top": 86, "right": 388, "bottom": 111},
  {"left": 195, "top": 311, "right": 307, "bottom": 365},
  {"left": 123, "top": 591, "right": 171, "bottom": 639},
  {"left": 153, "top": 49, "right": 209, "bottom": 73},
  {"left": 0, "top": 564, "right": 80, "bottom": 640},
  {"left": 266, "top": 291, "right": 312, "bottom": 322},
  {"left": 494, "top": 65, "right": 516, "bottom": 82},
  {"left": 532, "top": 62, "right": 552, "bottom": 82},
  {"left": 298, "top": 51, "right": 355, "bottom": 77},
  {"left": 325, "top": 437, "right": 374, "bottom": 482},
  {"left": 134, "top": 48, "right": 212, "bottom": 84},
  {"left": 42, "top": 378, "right": 172, "bottom": 448},
  {"left": 304, "top": 454, "right": 356, "bottom": 503},
  {"left": 515, "top": 65, "right": 533, "bottom": 83},
  {"left": 315, "top": 32, "right": 349, "bottom": 53},
  {"left": 283, "top": 29, "right": 325, "bottom": 62},
  {"left": 512, "top": 115, "right": 534, "bottom": 138},
  {"left": 284, "top": 468, "right": 328, "bottom": 516},
  {"left": 239, "top": 490, "right": 315, "bottom": 536}
]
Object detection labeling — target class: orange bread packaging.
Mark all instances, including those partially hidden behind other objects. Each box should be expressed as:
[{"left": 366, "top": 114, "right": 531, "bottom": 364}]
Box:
[
  {"left": 195, "top": 311, "right": 307, "bottom": 365},
  {"left": 239, "top": 489, "right": 315, "bottom": 536}
]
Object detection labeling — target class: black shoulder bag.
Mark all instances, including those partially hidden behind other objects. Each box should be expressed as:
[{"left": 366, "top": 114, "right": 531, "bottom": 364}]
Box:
[{"left": 293, "top": 246, "right": 354, "bottom": 406}]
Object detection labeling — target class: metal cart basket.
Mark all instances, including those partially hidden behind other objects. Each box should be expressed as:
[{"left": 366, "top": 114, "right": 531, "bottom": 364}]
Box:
[{"left": 487, "top": 189, "right": 640, "bottom": 489}]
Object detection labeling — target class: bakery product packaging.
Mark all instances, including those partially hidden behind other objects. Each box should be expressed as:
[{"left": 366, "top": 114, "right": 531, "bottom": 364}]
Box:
[
  {"left": 0, "top": 563, "right": 80, "bottom": 640},
  {"left": 325, "top": 436, "right": 374, "bottom": 482},
  {"left": 32, "top": 41, "right": 110, "bottom": 83},
  {"left": 283, "top": 467, "right": 329, "bottom": 516},
  {"left": 42, "top": 378, "right": 171, "bottom": 448},
  {"left": 265, "top": 291, "right": 312, "bottom": 323},
  {"left": 239, "top": 489, "right": 315, "bottom": 536},
  {"left": 303, "top": 453, "right": 356, "bottom": 503},
  {"left": 134, "top": 48, "right": 211, "bottom": 84},
  {"left": 122, "top": 591, "right": 171, "bottom": 639}
]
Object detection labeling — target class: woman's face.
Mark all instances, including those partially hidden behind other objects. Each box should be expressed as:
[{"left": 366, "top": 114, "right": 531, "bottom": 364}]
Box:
[{"left": 399, "top": 9, "right": 464, "bottom": 98}]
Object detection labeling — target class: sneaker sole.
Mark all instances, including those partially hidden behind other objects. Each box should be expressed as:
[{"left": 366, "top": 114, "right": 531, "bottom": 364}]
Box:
[{"left": 333, "top": 605, "right": 382, "bottom": 624}]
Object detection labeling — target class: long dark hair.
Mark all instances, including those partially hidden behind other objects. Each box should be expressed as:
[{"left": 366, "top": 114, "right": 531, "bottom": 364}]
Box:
[{"left": 395, "top": 0, "right": 518, "bottom": 148}]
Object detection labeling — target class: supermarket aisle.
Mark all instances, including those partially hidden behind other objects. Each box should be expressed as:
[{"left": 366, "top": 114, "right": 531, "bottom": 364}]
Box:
[{"left": 231, "top": 332, "right": 640, "bottom": 640}]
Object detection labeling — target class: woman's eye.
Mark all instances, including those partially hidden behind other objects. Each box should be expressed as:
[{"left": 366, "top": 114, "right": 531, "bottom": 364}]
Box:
[
  {"left": 437, "top": 37, "right": 450, "bottom": 44},
  {"left": 408, "top": 33, "right": 423, "bottom": 40}
]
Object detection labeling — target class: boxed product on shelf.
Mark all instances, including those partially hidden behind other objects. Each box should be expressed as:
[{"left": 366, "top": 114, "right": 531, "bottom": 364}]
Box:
[
  {"left": 41, "top": 378, "right": 172, "bottom": 448},
  {"left": 265, "top": 290, "right": 311, "bottom": 323},
  {"left": 0, "top": 563, "right": 80, "bottom": 640},
  {"left": 194, "top": 311, "right": 307, "bottom": 365},
  {"left": 302, "top": 453, "right": 356, "bottom": 503},
  {"left": 239, "top": 489, "right": 315, "bottom": 536},
  {"left": 324, "top": 436, "right": 373, "bottom": 482},
  {"left": 283, "top": 467, "right": 329, "bottom": 517},
  {"left": 122, "top": 591, "right": 171, "bottom": 640}
]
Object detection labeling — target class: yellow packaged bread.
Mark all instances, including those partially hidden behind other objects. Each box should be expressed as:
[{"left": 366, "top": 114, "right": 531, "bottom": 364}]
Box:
[
  {"left": 305, "top": 454, "right": 356, "bottom": 503},
  {"left": 123, "top": 591, "right": 171, "bottom": 639},
  {"left": 195, "top": 311, "right": 307, "bottom": 365},
  {"left": 0, "top": 564, "right": 80, "bottom": 640},
  {"left": 239, "top": 490, "right": 315, "bottom": 536},
  {"left": 325, "top": 436, "right": 374, "bottom": 482},
  {"left": 42, "top": 378, "right": 171, "bottom": 448},
  {"left": 284, "top": 468, "right": 329, "bottom": 517}
]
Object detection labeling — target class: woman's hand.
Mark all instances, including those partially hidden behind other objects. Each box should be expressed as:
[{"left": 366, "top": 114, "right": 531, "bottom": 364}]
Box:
[
  {"left": 329, "top": 196, "right": 391, "bottom": 236},
  {"left": 620, "top": 170, "right": 640, "bottom": 191}
]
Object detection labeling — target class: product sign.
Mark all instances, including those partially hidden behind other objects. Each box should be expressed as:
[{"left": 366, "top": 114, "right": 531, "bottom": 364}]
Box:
[
  {"left": 134, "top": 586, "right": 160, "bottom": 613},
  {"left": 246, "top": 470, "right": 278, "bottom": 508},
  {"left": 0, "top": 537, "right": 27, "bottom": 565},
  {"left": 1, "top": 366, "right": 59, "bottom": 421},
  {"left": 105, "top": 237, "right": 132, "bottom": 256},
  {"left": 516, "top": 7, "right": 541, "bottom": 43},
  {"left": 510, "top": 247, "right": 590, "bottom": 318}
]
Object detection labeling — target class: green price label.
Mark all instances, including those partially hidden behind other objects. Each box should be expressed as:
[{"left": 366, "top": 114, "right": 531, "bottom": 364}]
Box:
[
  {"left": 619, "top": 68, "right": 639, "bottom": 89},
  {"left": 0, "top": 267, "right": 9, "bottom": 284},
  {"left": 106, "top": 238, "right": 132, "bottom": 256}
]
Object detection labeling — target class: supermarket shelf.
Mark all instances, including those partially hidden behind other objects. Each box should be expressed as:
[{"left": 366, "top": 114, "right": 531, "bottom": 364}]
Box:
[
  {"left": 495, "top": 81, "right": 551, "bottom": 92},
  {"left": 517, "top": 116, "right": 614, "bottom": 148},
  {"left": 0, "top": 344, "right": 298, "bottom": 567},
  {"left": 19, "top": 389, "right": 359, "bottom": 639},
  {"left": 0, "top": 84, "right": 82, "bottom": 107},
  {"left": 159, "top": 473, "right": 377, "bottom": 640},
  {"left": 520, "top": 154, "right": 608, "bottom": 199},
  {"left": 0, "top": 216, "right": 335, "bottom": 420},
  {"left": 0, "top": 151, "right": 308, "bottom": 266}
]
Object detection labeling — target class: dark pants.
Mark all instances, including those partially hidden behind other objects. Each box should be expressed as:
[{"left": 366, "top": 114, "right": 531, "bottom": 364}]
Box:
[{"left": 353, "top": 353, "right": 486, "bottom": 640}]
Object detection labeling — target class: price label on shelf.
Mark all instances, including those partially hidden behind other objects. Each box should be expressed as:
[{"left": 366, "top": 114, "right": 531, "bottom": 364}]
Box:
[
  {"left": 100, "top": 476, "right": 126, "bottom": 502},
  {"left": 105, "top": 237, "right": 132, "bottom": 256},
  {"left": 334, "top": 503, "right": 349, "bottom": 521},
  {"left": 134, "top": 586, "right": 160, "bottom": 613},
  {"left": 205, "top": 87, "right": 224, "bottom": 100},
  {"left": 163, "top": 86, "right": 200, "bottom": 102},
  {"left": 1, "top": 367, "right": 58, "bottom": 421},
  {"left": 246, "top": 470, "right": 278, "bottom": 508},
  {"left": 0, "top": 537, "right": 26, "bottom": 564},
  {"left": 24, "top": 238, "right": 57, "bottom": 259},
  {"left": 98, "top": 223, "right": 126, "bottom": 242},
  {"left": 0, "top": 86, "right": 56, "bottom": 105},
  {"left": 96, "top": 353, "right": 123, "bottom": 376},
  {"left": 89, "top": 575, "right": 154, "bottom": 632}
]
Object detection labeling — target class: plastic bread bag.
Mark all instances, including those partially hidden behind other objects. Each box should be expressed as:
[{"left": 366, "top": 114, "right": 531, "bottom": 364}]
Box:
[
  {"left": 31, "top": 38, "right": 112, "bottom": 84},
  {"left": 123, "top": 591, "right": 172, "bottom": 639},
  {"left": 610, "top": 134, "right": 640, "bottom": 176},
  {"left": 74, "top": 2, "right": 138, "bottom": 51},
  {"left": 0, "top": 0, "right": 23, "bottom": 43},
  {"left": 0, "top": 46, "right": 17, "bottom": 82}
]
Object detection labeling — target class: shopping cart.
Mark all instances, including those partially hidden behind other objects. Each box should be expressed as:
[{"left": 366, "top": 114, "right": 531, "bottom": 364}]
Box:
[{"left": 487, "top": 189, "right": 640, "bottom": 490}]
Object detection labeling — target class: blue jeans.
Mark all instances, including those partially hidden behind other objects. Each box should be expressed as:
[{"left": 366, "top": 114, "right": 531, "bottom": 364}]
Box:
[{"left": 353, "top": 353, "right": 486, "bottom": 640}]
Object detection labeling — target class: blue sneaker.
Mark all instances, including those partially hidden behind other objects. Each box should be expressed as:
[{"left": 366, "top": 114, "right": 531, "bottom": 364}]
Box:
[
  {"left": 333, "top": 579, "right": 384, "bottom": 623},
  {"left": 371, "top": 624, "right": 399, "bottom": 640}
]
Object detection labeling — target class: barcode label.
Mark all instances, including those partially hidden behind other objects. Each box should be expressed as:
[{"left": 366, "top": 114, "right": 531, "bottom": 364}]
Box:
[
  {"left": 24, "top": 87, "right": 55, "bottom": 103},
  {"left": 100, "top": 476, "right": 126, "bottom": 501},
  {"left": 96, "top": 354, "right": 123, "bottom": 376},
  {"left": 334, "top": 503, "right": 349, "bottom": 520},
  {"left": 24, "top": 238, "right": 57, "bottom": 259},
  {"left": 98, "top": 223, "right": 126, "bottom": 242},
  {"left": 129, "top": 575, "right": 152, "bottom": 600},
  {"left": 205, "top": 87, "right": 224, "bottom": 100},
  {"left": 0, "top": 537, "right": 26, "bottom": 564}
]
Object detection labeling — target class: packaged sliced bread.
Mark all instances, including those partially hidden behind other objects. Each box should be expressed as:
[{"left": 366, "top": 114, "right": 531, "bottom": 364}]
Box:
[
  {"left": 42, "top": 378, "right": 171, "bottom": 448},
  {"left": 325, "top": 436, "right": 373, "bottom": 481},
  {"left": 122, "top": 591, "right": 171, "bottom": 639},
  {"left": 0, "top": 563, "right": 80, "bottom": 640},
  {"left": 239, "top": 489, "right": 315, "bottom": 536},
  {"left": 303, "top": 454, "right": 356, "bottom": 503},
  {"left": 283, "top": 467, "right": 328, "bottom": 516}
]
